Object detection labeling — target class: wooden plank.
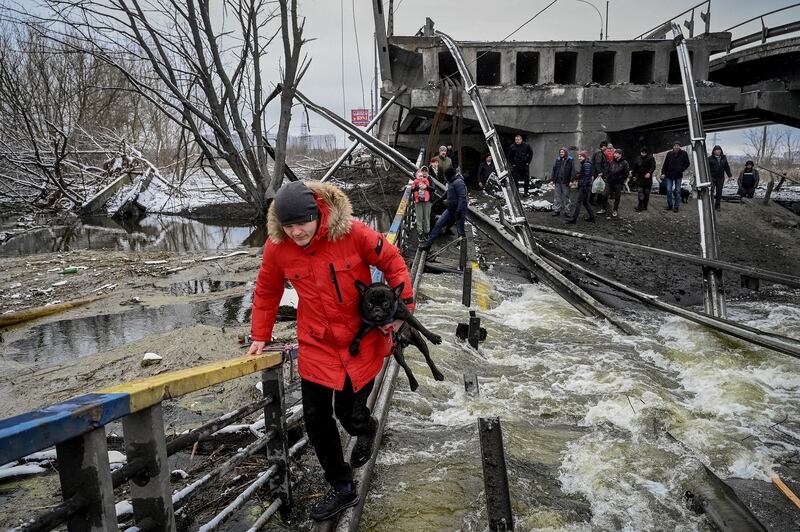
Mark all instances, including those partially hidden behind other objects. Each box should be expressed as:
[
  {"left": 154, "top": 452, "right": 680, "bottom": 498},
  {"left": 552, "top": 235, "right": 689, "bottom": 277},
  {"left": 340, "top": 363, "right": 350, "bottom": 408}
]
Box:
[
  {"left": 98, "top": 353, "right": 282, "bottom": 413},
  {"left": 0, "top": 393, "right": 130, "bottom": 465}
]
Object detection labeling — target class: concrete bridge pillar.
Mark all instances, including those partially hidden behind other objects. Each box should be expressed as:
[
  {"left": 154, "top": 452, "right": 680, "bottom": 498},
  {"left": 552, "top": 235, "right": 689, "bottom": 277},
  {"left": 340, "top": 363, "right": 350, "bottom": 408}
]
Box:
[
  {"left": 539, "top": 49, "right": 555, "bottom": 84},
  {"left": 462, "top": 48, "right": 478, "bottom": 82},
  {"left": 653, "top": 48, "right": 670, "bottom": 84},
  {"left": 423, "top": 48, "right": 438, "bottom": 84},
  {"left": 692, "top": 52, "right": 710, "bottom": 81},
  {"left": 576, "top": 49, "right": 592, "bottom": 85},
  {"left": 500, "top": 49, "right": 515, "bottom": 86},
  {"left": 614, "top": 50, "right": 632, "bottom": 84}
]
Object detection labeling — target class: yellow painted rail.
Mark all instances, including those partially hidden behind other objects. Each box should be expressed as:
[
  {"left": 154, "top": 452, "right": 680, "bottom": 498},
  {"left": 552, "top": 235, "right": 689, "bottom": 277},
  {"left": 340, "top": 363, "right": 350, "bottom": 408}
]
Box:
[{"left": 99, "top": 352, "right": 283, "bottom": 413}]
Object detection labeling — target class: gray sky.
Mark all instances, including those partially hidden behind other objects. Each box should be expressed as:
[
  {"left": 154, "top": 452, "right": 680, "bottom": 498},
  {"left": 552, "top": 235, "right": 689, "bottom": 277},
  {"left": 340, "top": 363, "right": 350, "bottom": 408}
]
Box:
[{"left": 279, "top": 0, "right": 800, "bottom": 155}]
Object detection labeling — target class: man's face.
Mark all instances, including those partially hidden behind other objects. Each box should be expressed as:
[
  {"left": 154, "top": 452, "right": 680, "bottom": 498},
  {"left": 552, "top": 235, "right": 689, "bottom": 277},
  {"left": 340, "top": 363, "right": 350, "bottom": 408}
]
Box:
[
  {"left": 713, "top": 148, "right": 721, "bottom": 156},
  {"left": 614, "top": 151, "right": 622, "bottom": 160},
  {"left": 486, "top": 155, "right": 492, "bottom": 164},
  {"left": 673, "top": 144, "right": 681, "bottom": 152},
  {"left": 282, "top": 219, "right": 318, "bottom": 247},
  {"left": 515, "top": 135, "right": 522, "bottom": 145},
  {"left": 559, "top": 149, "right": 566, "bottom": 158},
  {"left": 640, "top": 151, "right": 647, "bottom": 158}
]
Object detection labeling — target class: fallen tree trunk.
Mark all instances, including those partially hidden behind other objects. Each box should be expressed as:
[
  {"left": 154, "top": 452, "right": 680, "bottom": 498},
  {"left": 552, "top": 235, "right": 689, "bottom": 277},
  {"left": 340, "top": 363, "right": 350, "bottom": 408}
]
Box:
[{"left": 0, "top": 294, "right": 108, "bottom": 328}]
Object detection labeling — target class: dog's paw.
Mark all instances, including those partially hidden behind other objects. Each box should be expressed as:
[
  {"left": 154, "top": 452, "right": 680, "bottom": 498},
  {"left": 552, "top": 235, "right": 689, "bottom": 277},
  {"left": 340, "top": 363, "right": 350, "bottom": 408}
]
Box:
[
  {"left": 408, "top": 378, "right": 419, "bottom": 392},
  {"left": 432, "top": 370, "right": 445, "bottom": 381},
  {"left": 431, "top": 334, "right": 442, "bottom": 345}
]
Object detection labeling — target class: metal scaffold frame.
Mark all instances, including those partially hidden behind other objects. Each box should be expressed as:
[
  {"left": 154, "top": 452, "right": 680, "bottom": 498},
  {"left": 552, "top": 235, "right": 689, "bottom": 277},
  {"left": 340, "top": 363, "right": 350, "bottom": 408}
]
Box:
[
  {"left": 434, "top": 30, "right": 535, "bottom": 252},
  {"left": 672, "top": 23, "right": 727, "bottom": 319}
]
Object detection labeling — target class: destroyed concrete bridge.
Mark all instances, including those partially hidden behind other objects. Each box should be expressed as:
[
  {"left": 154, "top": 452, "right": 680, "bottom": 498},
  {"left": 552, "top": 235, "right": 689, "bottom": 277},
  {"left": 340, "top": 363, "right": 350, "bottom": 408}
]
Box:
[{"left": 373, "top": 10, "right": 800, "bottom": 179}]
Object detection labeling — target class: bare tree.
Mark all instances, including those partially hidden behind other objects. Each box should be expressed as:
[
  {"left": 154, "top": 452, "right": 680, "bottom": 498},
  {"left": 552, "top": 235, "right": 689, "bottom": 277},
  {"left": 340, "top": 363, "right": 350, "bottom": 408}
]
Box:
[
  {"left": 15, "top": 0, "right": 308, "bottom": 219},
  {"left": 743, "top": 125, "right": 782, "bottom": 167}
]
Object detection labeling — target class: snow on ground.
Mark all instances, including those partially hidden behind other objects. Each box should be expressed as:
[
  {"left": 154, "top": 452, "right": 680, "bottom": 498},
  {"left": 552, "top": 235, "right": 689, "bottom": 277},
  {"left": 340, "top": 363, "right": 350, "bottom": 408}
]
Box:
[{"left": 137, "top": 169, "right": 246, "bottom": 213}]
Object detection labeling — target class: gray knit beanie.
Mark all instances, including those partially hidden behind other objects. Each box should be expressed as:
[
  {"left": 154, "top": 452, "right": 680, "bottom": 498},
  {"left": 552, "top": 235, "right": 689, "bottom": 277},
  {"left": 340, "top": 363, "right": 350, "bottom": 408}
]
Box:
[{"left": 274, "top": 181, "right": 319, "bottom": 225}]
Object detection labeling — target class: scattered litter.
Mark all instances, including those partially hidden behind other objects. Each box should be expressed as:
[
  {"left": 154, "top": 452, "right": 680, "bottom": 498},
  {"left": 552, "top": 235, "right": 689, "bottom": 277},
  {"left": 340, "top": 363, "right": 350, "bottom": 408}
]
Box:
[
  {"left": 141, "top": 352, "right": 162, "bottom": 367},
  {"left": 200, "top": 250, "right": 249, "bottom": 262},
  {"left": 58, "top": 267, "right": 78, "bottom": 275},
  {"left": 166, "top": 267, "right": 185, "bottom": 274},
  {"left": 92, "top": 283, "right": 117, "bottom": 293},
  {"left": 52, "top": 280, "right": 69, "bottom": 287},
  {"left": 144, "top": 260, "right": 168, "bottom": 265},
  {"left": 45, "top": 300, "right": 63, "bottom": 306},
  {"left": 255, "top": 381, "right": 263, "bottom": 393},
  {"left": 121, "top": 297, "right": 142, "bottom": 306},
  {"left": 0, "top": 464, "right": 47, "bottom": 480},
  {"left": 531, "top": 200, "right": 554, "bottom": 211},
  {"left": 171, "top": 469, "right": 189, "bottom": 480}
]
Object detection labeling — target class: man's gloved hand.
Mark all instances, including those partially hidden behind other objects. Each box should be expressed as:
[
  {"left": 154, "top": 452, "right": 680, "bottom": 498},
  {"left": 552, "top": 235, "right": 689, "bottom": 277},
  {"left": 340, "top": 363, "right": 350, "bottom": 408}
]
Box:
[{"left": 247, "top": 341, "right": 267, "bottom": 356}]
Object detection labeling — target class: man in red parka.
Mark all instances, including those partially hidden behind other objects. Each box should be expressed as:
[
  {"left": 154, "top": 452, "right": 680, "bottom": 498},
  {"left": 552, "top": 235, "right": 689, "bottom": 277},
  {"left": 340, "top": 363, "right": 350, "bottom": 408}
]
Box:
[{"left": 247, "top": 180, "right": 414, "bottom": 521}]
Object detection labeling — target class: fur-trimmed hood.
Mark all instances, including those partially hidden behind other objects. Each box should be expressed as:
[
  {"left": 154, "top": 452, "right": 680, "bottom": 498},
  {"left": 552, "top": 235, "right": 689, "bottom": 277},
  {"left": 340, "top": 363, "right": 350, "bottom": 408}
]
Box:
[{"left": 267, "top": 182, "right": 353, "bottom": 244}]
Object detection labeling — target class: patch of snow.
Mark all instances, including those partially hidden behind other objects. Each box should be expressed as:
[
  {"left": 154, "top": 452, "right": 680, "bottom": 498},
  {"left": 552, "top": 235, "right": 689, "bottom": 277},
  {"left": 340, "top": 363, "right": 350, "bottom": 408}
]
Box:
[
  {"left": 115, "top": 500, "right": 133, "bottom": 518},
  {"left": 0, "top": 464, "right": 47, "bottom": 480},
  {"left": 23, "top": 449, "right": 57, "bottom": 462}
]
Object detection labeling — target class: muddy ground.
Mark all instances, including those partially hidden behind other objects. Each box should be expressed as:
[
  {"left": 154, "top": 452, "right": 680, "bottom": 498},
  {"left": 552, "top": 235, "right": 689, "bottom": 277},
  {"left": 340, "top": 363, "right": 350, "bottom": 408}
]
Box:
[{"left": 1, "top": 169, "right": 798, "bottom": 530}]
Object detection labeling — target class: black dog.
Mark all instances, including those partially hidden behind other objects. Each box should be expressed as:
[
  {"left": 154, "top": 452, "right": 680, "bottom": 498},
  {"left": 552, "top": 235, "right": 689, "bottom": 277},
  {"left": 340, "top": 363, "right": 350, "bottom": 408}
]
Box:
[{"left": 350, "top": 281, "right": 444, "bottom": 391}]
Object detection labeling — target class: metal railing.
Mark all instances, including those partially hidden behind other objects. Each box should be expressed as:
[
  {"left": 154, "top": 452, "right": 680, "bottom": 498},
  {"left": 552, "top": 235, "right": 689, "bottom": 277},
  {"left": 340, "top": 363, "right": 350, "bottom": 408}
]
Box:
[
  {"left": 0, "top": 345, "right": 300, "bottom": 531},
  {"left": 722, "top": 3, "right": 800, "bottom": 52},
  {"left": 635, "top": 0, "right": 711, "bottom": 39}
]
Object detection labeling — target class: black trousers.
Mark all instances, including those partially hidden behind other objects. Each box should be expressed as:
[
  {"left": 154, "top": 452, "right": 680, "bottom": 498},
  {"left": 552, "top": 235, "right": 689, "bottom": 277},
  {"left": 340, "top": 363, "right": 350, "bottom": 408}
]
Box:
[
  {"left": 512, "top": 166, "right": 530, "bottom": 194},
  {"left": 601, "top": 183, "right": 623, "bottom": 211},
  {"left": 302, "top": 375, "right": 376, "bottom": 485},
  {"left": 638, "top": 185, "right": 651, "bottom": 208},
  {"left": 711, "top": 176, "right": 726, "bottom": 207},
  {"left": 570, "top": 185, "right": 594, "bottom": 221}
]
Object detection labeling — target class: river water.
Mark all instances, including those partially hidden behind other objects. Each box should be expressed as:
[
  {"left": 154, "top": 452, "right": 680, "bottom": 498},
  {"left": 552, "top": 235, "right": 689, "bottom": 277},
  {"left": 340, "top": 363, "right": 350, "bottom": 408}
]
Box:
[{"left": 362, "top": 270, "right": 800, "bottom": 530}]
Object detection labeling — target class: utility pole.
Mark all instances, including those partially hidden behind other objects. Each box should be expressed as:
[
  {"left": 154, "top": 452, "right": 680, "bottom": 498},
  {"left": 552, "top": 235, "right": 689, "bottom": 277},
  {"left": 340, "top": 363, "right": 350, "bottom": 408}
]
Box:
[{"left": 673, "top": 23, "right": 727, "bottom": 318}]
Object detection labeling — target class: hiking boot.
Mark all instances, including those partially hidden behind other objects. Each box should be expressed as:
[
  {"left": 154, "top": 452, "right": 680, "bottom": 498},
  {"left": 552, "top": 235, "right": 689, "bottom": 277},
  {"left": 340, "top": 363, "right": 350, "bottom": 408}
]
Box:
[
  {"left": 419, "top": 242, "right": 431, "bottom": 251},
  {"left": 350, "top": 419, "right": 378, "bottom": 468},
  {"left": 612, "top": 210, "right": 618, "bottom": 217},
  {"left": 665, "top": 205, "right": 673, "bottom": 211},
  {"left": 310, "top": 482, "right": 359, "bottom": 521},
  {"left": 565, "top": 218, "right": 577, "bottom": 224},
  {"left": 673, "top": 207, "right": 679, "bottom": 213},
  {"left": 634, "top": 206, "right": 643, "bottom": 212}
]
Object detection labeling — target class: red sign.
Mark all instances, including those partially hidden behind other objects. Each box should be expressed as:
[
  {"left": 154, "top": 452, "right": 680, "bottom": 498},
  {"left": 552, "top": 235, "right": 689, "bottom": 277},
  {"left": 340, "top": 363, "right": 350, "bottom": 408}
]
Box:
[{"left": 351, "top": 109, "right": 371, "bottom": 126}]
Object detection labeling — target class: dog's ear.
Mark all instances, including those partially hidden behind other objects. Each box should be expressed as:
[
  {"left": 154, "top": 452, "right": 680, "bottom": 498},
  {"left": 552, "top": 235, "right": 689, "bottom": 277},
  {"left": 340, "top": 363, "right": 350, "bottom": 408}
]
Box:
[
  {"left": 393, "top": 282, "right": 405, "bottom": 298},
  {"left": 355, "top": 280, "right": 368, "bottom": 295}
]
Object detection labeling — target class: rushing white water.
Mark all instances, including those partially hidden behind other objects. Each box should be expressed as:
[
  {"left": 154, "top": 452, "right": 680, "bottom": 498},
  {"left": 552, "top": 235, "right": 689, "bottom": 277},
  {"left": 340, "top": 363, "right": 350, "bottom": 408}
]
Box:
[{"left": 361, "top": 272, "right": 800, "bottom": 531}]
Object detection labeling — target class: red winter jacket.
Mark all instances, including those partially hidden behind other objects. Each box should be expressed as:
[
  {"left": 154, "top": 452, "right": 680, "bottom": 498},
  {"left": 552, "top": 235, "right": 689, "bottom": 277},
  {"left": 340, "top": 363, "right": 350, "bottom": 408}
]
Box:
[
  {"left": 411, "top": 176, "right": 431, "bottom": 203},
  {"left": 251, "top": 182, "right": 414, "bottom": 392}
]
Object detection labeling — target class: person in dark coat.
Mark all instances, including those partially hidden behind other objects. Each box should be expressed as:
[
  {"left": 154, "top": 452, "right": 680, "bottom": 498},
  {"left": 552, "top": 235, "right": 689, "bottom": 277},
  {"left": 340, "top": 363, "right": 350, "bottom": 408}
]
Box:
[
  {"left": 551, "top": 147, "right": 574, "bottom": 216},
  {"left": 599, "top": 148, "right": 630, "bottom": 217},
  {"left": 707, "top": 144, "right": 732, "bottom": 211},
  {"left": 660, "top": 141, "right": 690, "bottom": 212},
  {"left": 477, "top": 153, "right": 495, "bottom": 190},
  {"left": 420, "top": 167, "right": 467, "bottom": 250},
  {"left": 738, "top": 160, "right": 760, "bottom": 198},
  {"left": 508, "top": 134, "right": 533, "bottom": 195},
  {"left": 446, "top": 142, "right": 459, "bottom": 169},
  {"left": 632, "top": 147, "right": 656, "bottom": 211},
  {"left": 567, "top": 151, "right": 595, "bottom": 224}
]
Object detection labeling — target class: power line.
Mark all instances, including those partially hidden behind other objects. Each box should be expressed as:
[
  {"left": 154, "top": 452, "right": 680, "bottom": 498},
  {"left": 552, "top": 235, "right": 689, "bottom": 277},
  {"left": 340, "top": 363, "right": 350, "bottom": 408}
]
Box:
[
  {"left": 340, "top": 0, "right": 347, "bottom": 144},
  {"left": 352, "top": 0, "right": 366, "bottom": 108}
]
